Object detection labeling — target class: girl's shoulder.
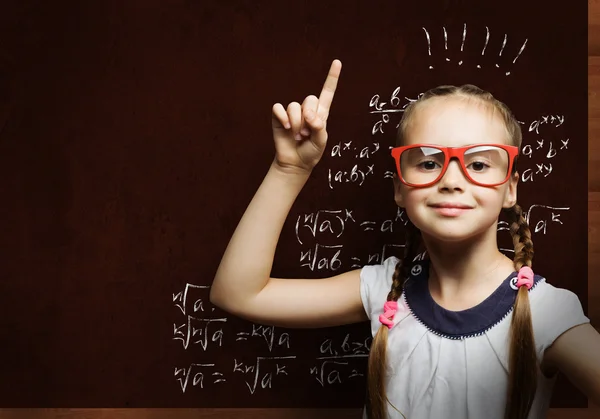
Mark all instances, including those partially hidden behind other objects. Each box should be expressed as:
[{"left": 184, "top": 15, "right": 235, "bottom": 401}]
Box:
[
  {"left": 529, "top": 275, "right": 586, "bottom": 319},
  {"left": 530, "top": 276, "right": 584, "bottom": 308},
  {"left": 359, "top": 256, "right": 401, "bottom": 317},
  {"left": 529, "top": 276, "right": 590, "bottom": 351}
]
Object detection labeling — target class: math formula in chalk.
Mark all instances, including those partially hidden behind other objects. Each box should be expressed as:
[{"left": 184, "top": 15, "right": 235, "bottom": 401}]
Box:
[
  {"left": 294, "top": 201, "right": 570, "bottom": 273},
  {"left": 326, "top": 141, "right": 382, "bottom": 189},
  {"left": 520, "top": 115, "right": 570, "bottom": 183},
  {"left": 295, "top": 207, "right": 408, "bottom": 271},
  {"left": 294, "top": 207, "right": 408, "bottom": 245},
  {"left": 172, "top": 283, "right": 372, "bottom": 395},
  {"left": 310, "top": 334, "right": 371, "bottom": 387}
]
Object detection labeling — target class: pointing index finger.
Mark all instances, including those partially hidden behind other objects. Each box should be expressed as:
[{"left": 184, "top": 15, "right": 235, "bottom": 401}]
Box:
[{"left": 317, "top": 59, "right": 342, "bottom": 121}]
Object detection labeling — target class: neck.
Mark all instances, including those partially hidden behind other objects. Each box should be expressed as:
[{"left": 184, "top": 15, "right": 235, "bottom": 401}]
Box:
[{"left": 420, "top": 227, "right": 515, "bottom": 307}]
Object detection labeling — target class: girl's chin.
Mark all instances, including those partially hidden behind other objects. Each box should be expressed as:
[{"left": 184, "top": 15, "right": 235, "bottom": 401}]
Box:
[{"left": 418, "top": 226, "right": 488, "bottom": 244}]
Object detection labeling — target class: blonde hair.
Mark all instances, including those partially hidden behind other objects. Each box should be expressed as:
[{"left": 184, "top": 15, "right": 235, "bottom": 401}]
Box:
[{"left": 366, "top": 85, "right": 536, "bottom": 419}]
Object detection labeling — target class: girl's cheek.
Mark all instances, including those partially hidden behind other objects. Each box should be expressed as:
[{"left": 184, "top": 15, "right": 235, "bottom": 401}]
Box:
[{"left": 402, "top": 200, "right": 421, "bottom": 225}]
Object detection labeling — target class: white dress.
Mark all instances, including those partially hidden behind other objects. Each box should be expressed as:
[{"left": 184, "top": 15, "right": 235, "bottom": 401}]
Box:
[{"left": 359, "top": 256, "right": 590, "bottom": 419}]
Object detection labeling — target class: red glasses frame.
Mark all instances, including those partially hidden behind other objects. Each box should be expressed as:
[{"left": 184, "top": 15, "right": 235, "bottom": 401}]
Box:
[{"left": 390, "top": 144, "right": 519, "bottom": 187}]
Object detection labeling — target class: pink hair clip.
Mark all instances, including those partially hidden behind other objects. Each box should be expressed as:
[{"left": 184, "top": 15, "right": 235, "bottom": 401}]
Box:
[
  {"left": 516, "top": 266, "right": 534, "bottom": 289},
  {"left": 379, "top": 301, "right": 399, "bottom": 329}
]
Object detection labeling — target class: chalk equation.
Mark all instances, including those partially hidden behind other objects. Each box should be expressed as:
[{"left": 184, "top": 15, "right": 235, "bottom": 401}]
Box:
[
  {"left": 172, "top": 312, "right": 372, "bottom": 393},
  {"left": 331, "top": 140, "right": 381, "bottom": 159},
  {"left": 295, "top": 207, "right": 408, "bottom": 245},
  {"left": 175, "top": 363, "right": 226, "bottom": 393},
  {"left": 369, "top": 88, "right": 567, "bottom": 142},
  {"left": 308, "top": 332, "right": 372, "bottom": 386},
  {"left": 298, "top": 243, "right": 430, "bottom": 272},
  {"left": 497, "top": 204, "right": 568, "bottom": 240},
  {"left": 369, "top": 89, "right": 421, "bottom": 135},
  {"left": 236, "top": 324, "right": 291, "bottom": 352},
  {"left": 172, "top": 283, "right": 374, "bottom": 394},
  {"left": 233, "top": 356, "right": 296, "bottom": 395},
  {"left": 320, "top": 333, "right": 372, "bottom": 356},
  {"left": 523, "top": 204, "right": 569, "bottom": 235},
  {"left": 174, "top": 357, "right": 299, "bottom": 395},
  {"left": 310, "top": 355, "right": 368, "bottom": 387},
  {"left": 520, "top": 115, "right": 569, "bottom": 183},
  {"left": 328, "top": 163, "right": 376, "bottom": 189},
  {"left": 173, "top": 315, "right": 226, "bottom": 351},
  {"left": 528, "top": 115, "right": 565, "bottom": 133},
  {"left": 172, "top": 284, "right": 226, "bottom": 350},
  {"left": 294, "top": 203, "right": 568, "bottom": 272},
  {"left": 172, "top": 284, "right": 291, "bottom": 353}
]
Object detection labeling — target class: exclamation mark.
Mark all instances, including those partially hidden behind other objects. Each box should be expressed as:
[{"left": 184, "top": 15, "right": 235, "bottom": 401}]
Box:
[
  {"left": 496, "top": 34, "right": 508, "bottom": 69},
  {"left": 506, "top": 39, "right": 528, "bottom": 76},
  {"left": 477, "top": 26, "right": 490, "bottom": 69},
  {"left": 443, "top": 27, "right": 450, "bottom": 62},
  {"left": 459, "top": 23, "right": 466, "bottom": 66},
  {"left": 423, "top": 27, "right": 433, "bottom": 69}
]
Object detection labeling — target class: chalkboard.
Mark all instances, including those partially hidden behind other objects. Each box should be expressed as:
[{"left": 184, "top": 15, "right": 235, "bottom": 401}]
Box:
[{"left": 0, "top": 0, "right": 588, "bottom": 409}]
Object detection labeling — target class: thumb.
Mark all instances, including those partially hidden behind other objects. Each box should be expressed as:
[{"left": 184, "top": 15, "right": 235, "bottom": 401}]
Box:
[
  {"left": 305, "top": 109, "right": 327, "bottom": 147},
  {"left": 305, "top": 109, "right": 324, "bottom": 131}
]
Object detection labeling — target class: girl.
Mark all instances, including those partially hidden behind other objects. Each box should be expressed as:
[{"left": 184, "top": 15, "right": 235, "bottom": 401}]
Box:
[{"left": 210, "top": 60, "right": 600, "bottom": 419}]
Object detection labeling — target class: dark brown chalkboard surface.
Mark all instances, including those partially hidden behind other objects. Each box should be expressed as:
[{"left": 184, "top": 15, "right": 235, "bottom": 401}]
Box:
[{"left": 0, "top": 0, "right": 588, "bottom": 409}]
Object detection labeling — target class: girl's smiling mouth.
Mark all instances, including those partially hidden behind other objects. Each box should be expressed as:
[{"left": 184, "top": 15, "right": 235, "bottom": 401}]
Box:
[{"left": 429, "top": 202, "right": 474, "bottom": 216}]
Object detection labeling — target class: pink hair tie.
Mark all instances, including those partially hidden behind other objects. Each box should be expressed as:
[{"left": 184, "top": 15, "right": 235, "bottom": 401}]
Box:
[
  {"left": 379, "top": 301, "right": 399, "bottom": 329},
  {"left": 516, "top": 266, "right": 534, "bottom": 289}
]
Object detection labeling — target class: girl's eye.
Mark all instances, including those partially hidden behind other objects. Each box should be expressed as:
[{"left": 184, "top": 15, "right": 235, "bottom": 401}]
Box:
[
  {"left": 418, "top": 160, "right": 440, "bottom": 170},
  {"left": 468, "top": 161, "right": 490, "bottom": 171}
]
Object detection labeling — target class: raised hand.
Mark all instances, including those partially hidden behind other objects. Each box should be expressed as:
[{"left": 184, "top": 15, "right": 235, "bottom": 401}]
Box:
[{"left": 271, "top": 59, "right": 341, "bottom": 174}]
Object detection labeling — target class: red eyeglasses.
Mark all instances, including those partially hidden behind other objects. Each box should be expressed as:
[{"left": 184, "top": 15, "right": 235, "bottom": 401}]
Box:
[{"left": 390, "top": 144, "right": 519, "bottom": 187}]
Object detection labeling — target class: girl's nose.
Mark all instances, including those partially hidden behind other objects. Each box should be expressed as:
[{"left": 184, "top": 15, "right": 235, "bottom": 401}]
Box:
[{"left": 437, "top": 159, "right": 467, "bottom": 190}]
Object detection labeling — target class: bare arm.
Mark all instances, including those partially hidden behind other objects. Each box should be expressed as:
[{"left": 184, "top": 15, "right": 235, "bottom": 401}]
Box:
[
  {"left": 543, "top": 323, "right": 600, "bottom": 405},
  {"left": 210, "top": 60, "right": 368, "bottom": 328},
  {"left": 211, "top": 161, "right": 311, "bottom": 302}
]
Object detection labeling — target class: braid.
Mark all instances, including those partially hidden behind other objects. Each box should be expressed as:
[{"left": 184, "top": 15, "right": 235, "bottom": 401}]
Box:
[
  {"left": 506, "top": 204, "right": 534, "bottom": 269},
  {"left": 388, "top": 221, "right": 422, "bottom": 302},
  {"left": 367, "top": 221, "right": 422, "bottom": 419},
  {"left": 504, "top": 203, "right": 537, "bottom": 419}
]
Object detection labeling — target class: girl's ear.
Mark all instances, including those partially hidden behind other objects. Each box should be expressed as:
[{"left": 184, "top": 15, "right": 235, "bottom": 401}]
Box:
[
  {"left": 503, "top": 171, "right": 519, "bottom": 208},
  {"left": 393, "top": 174, "right": 405, "bottom": 207}
]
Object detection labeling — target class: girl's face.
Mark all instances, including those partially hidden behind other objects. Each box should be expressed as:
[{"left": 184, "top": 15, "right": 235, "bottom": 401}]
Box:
[{"left": 393, "top": 96, "right": 519, "bottom": 243}]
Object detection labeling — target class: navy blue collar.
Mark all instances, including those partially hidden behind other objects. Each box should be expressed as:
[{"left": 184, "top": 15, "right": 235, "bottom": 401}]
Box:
[{"left": 402, "top": 259, "right": 543, "bottom": 340}]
